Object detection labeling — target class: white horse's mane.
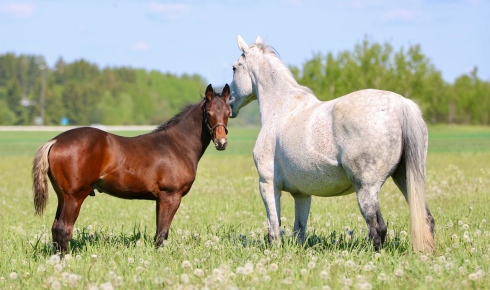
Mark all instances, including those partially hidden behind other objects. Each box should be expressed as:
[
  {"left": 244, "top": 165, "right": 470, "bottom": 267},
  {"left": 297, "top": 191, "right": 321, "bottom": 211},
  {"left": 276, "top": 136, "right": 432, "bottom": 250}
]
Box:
[{"left": 250, "top": 43, "right": 314, "bottom": 96}]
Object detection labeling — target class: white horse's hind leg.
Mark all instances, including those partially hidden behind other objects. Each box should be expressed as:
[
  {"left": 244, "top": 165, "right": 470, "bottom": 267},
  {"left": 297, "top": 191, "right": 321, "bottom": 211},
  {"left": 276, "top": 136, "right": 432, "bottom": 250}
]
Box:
[
  {"left": 292, "top": 194, "right": 312, "bottom": 243},
  {"left": 355, "top": 183, "right": 386, "bottom": 250},
  {"left": 259, "top": 180, "right": 282, "bottom": 244}
]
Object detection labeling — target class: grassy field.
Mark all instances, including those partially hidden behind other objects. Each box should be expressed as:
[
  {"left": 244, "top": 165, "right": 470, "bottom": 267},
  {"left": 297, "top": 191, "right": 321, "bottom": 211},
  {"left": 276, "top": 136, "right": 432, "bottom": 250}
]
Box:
[{"left": 0, "top": 125, "right": 489, "bottom": 289}]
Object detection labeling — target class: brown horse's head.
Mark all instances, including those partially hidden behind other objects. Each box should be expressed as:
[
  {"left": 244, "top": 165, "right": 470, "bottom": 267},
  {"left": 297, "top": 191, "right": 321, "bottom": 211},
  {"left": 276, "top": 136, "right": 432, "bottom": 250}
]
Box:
[{"left": 204, "top": 84, "right": 231, "bottom": 150}]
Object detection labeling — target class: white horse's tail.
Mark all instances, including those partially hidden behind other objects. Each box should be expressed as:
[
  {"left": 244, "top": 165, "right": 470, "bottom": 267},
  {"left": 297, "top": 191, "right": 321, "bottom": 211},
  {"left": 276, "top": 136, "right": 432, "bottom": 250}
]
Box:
[
  {"left": 32, "top": 140, "right": 56, "bottom": 216},
  {"left": 401, "top": 99, "right": 435, "bottom": 252}
]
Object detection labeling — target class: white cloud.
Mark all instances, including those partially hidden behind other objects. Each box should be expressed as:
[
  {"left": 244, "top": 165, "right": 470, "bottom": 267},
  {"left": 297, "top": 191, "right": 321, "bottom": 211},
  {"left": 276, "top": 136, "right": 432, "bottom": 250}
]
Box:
[
  {"left": 132, "top": 41, "right": 149, "bottom": 51},
  {"left": 0, "top": 3, "right": 34, "bottom": 18},
  {"left": 384, "top": 8, "right": 418, "bottom": 22},
  {"left": 148, "top": 2, "right": 190, "bottom": 19}
]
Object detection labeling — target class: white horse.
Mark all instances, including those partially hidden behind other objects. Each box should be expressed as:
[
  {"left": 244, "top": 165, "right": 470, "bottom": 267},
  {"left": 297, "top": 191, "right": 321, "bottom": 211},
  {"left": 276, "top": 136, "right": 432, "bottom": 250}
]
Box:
[{"left": 228, "top": 35, "right": 435, "bottom": 252}]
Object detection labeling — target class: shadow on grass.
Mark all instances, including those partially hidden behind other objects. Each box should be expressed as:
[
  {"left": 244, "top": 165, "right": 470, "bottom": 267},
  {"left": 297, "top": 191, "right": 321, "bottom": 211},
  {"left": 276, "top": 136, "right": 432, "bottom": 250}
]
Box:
[
  {"left": 29, "top": 223, "right": 410, "bottom": 257},
  {"left": 218, "top": 225, "right": 410, "bottom": 254},
  {"left": 30, "top": 225, "right": 154, "bottom": 257}
]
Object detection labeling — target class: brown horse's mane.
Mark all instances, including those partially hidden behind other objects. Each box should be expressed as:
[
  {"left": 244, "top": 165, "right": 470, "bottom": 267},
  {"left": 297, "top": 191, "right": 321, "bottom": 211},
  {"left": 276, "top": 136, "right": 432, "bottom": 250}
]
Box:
[{"left": 152, "top": 100, "right": 204, "bottom": 133}]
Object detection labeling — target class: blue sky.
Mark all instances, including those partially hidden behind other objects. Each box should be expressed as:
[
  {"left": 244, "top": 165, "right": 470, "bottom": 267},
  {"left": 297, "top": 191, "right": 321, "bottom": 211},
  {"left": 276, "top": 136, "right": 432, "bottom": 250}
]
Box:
[{"left": 1, "top": 0, "right": 488, "bottom": 87}]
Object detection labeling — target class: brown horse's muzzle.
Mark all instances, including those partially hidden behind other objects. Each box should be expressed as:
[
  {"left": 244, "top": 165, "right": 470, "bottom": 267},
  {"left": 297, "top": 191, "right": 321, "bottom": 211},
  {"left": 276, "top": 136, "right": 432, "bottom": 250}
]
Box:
[{"left": 213, "top": 126, "right": 228, "bottom": 150}]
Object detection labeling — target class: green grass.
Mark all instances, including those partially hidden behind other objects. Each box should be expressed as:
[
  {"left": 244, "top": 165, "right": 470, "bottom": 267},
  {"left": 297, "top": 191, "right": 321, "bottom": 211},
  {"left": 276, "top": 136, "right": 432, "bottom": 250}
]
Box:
[{"left": 0, "top": 125, "right": 489, "bottom": 289}]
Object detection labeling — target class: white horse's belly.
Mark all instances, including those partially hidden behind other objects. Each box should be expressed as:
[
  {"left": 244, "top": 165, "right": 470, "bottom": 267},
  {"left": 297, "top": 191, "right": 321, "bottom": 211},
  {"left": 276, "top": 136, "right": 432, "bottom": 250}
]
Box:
[
  {"left": 276, "top": 102, "right": 354, "bottom": 197},
  {"left": 280, "top": 161, "right": 354, "bottom": 197}
]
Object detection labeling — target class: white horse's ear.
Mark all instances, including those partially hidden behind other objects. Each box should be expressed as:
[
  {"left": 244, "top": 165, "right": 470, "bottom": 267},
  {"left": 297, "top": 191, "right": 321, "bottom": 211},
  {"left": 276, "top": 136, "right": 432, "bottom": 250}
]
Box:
[
  {"left": 256, "top": 35, "right": 262, "bottom": 44},
  {"left": 237, "top": 34, "right": 249, "bottom": 54}
]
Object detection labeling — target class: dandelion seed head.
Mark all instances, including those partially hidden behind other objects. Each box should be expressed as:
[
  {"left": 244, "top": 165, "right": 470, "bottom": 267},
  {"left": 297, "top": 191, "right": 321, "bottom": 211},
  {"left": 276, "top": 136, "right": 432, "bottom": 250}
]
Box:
[
  {"left": 100, "top": 282, "right": 114, "bottom": 290},
  {"left": 181, "top": 273, "right": 189, "bottom": 284},
  {"left": 357, "top": 282, "right": 372, "bottom": 290},
  {"left": 182, "top": 260, "right": 192, "bottom": 269},
  {"left": 300, "top": 269, "right": 308, "bottom": 275},
  {"left": 153, "top": 276, "right": 164, "bottom": 285},
  {"left": 68, "top": 274, "right": 80, "bottom": 287},
  {"left": 345, "top": 260, "right": 356, "bottom": 268},
  {"left": 49, "top": 254, "right": 60, "bottom": 265},
  {"left": 269, "top": 263, "right": 279, "bottom": 271},
  {"left": 425, "top": 275, "right": 433, "bottom": 283},
  {"left": 363, "top": 264, "right": 373, "bottom": 272},
  {"left": 53, "top": 263, "right": 63, "bottom": 272},
  {"left": 341, "top": 277, "right": 353, "bottom": 286},
  {"left": 394, "top": 268, "right": 404, "bottom": 277},
  {"left": 193, "top": 268, "right": 204, "bottom": 277},
  {"left": 438, "top": 256, "right": 446, "bottom": 263},
  {"left": 320, "top": 270, "right": 329, "bottom": 280},
  {"left": 51, "top": 280, "right": 61, "bottom": 290},
  {"left": 9, "top": 272, "right": 18, "bottom": 280}
]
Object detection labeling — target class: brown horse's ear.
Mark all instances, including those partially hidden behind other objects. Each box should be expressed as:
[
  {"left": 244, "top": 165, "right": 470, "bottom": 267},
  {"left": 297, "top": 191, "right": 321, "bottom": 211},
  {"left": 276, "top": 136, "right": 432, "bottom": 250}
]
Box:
[
  {"left": 205, "top": 84, "right": 213, "bottom": 102},
  {"left": 222, "top": 84, "right": 230, "bottom": 102}
]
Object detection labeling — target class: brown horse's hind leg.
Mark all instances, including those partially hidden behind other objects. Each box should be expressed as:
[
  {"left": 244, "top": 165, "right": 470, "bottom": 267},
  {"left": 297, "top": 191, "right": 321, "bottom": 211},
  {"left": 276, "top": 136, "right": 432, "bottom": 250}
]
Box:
[
  {"left": 52, "top": 193, "right": 87, "bottom": 253},
  {"left": 154, "top": 193, "right": 182, "bottom": 247}
]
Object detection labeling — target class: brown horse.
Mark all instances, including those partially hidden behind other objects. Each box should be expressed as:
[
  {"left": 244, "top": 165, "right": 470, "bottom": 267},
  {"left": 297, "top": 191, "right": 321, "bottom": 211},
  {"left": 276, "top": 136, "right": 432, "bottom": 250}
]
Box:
[{"left": 32, "top": 84, "right": 231, "bottom": 253}]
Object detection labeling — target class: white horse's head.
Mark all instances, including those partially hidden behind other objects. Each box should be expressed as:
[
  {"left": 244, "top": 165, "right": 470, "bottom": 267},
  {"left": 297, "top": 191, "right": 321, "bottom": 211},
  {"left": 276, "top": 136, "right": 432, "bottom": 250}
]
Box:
[{"left": 229, "top": 35, "right": 264, "bottom": 118}]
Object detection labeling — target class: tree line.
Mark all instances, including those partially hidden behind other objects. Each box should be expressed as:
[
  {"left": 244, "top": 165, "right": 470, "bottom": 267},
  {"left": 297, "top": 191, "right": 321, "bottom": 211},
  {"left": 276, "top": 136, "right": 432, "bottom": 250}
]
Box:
[
  {"left": 0, "top": 38, "right": 489, "bottom": 126},
  {"left": 0, "top": 55, "right": 206, "bottom": 125}
]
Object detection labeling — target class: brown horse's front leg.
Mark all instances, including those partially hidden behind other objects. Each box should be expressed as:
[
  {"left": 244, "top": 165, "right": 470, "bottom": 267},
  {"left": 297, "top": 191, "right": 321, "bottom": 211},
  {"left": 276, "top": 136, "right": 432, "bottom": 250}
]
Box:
[{"left": 155, "top": 193, "right": 182, "bottom": 247}]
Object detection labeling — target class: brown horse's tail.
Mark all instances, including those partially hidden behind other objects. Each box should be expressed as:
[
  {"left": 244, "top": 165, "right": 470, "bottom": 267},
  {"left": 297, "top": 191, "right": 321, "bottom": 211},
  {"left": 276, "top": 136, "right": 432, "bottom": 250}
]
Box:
[
  {"left": 401, "top": 99, "right": 435, "bottom": 252},
  {"left": 32, "top": 140, "right": 56, "bottom": 216}
]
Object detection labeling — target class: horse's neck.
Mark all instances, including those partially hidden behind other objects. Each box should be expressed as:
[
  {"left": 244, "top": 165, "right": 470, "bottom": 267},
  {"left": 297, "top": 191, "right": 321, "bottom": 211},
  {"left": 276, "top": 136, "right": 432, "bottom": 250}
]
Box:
[
  {"left": 254, "top": 69, "right": 320, "bottom": 125},
  {"left": 160, "top": 103, "right": 211, "bottom": 161}
]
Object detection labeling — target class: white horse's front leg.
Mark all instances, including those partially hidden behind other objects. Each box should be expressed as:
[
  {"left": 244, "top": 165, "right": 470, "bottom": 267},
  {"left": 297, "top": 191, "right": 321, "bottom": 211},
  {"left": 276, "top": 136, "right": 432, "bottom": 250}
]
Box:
[
  {"left": 293, "top": 194, "right": 311, "bottom": 243},
  {"left": 259, "top": 179, "right": 281, "bottom": 244}
]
